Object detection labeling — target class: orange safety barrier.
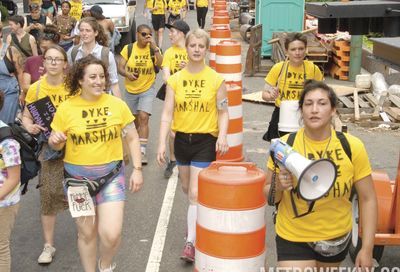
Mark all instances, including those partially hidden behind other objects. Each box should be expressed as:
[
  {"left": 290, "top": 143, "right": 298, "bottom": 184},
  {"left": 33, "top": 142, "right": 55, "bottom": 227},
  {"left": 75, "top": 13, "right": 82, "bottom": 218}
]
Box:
[
  {"left": 215, "top": 39, "right": 242, "bottom": 86},
  {"left": 209, "top": 25, "right": 231, "bottom": 70},
  {"left": 217, "top": 84, "right": 243, "bottom": 162},
  {"left": 212, "top": 15, "right": 230, "bottom": 26},
  {"left": 195, "top": 162, "right": 266, "bottom": 272},
  {"left": 214, "top": 3, "right": 227, "bottom": 11},
  {"left": 214, "top": 9, "right": 229, "bottom": 17}
]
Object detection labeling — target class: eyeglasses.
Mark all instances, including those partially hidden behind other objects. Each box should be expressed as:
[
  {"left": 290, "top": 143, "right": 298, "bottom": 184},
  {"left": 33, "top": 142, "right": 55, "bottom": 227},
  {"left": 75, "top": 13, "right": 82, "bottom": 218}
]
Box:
[
  {"left": 42, "top": 32, "right": 57, "bottom": 40},
  {"left": 140, "top": 32, "right": 152, "bottom": 37},
  {"left": 44, "top": 57, "right": 65, "bottom": 64}
]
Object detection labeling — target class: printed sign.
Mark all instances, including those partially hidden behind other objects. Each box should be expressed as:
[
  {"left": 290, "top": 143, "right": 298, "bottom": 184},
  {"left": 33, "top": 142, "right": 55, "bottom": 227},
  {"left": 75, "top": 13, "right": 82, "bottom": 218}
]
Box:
[
  {"left": 67, "top": 186, "right": 95, "bottom": 218},
  {"left": 27, "top": 96, "right": 56, "bottom": 139}
]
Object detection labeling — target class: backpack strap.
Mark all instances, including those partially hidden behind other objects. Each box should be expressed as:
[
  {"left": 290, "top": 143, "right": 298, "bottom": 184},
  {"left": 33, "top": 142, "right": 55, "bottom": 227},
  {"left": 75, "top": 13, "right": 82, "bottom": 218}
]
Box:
[
  {"left": 286, "top": 132, "right": 297, "bottom": 146},
  {"left": 100, "top": 46, "right": 109, "bottom": 68},
  {"left": 11, "top": 33, "right": 31, "bottom": 58},
  {"left": 71, "top": 45, "right": 79, "bottom": 63},
  {"left": 36, "top": 80, "right": 41, "bottom": 100},
  {"left": 335, "top": 131, "right": 352, "bottom": 162},
  {"left": 0, "top": 127, "right": 13, "bottom": 142},
  {"left": 127, "top": 43, "right": 133, "bottom": 60},
  {"left": 149, "top": 46, "right": 159, "bottom": 72}
]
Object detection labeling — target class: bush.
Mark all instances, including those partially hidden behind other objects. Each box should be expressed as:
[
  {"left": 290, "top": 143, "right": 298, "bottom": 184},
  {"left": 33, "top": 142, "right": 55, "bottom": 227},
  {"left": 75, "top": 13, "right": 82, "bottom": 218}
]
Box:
[{"left": 0, "top": 4, "right": 8, "bottom": 22}]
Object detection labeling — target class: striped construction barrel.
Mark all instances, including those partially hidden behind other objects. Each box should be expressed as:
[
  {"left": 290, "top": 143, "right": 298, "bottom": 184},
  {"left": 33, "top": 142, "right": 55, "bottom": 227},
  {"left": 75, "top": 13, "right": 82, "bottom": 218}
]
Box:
[
  {"left": 209, "top": 25, "right": 231, "bottom": 70},
  {"left": 214, "top": 9, "right": 229, "bottom": 17},
  {"left": 195, "top": 162, "right": 266, "bottom": 272},
  {"left": 217, "top": 84, "right": 243, "bottom": 162},
  {"left": 212, "top": 15, "right": 230, "bottom": 27},
  {"left": 214, "top": 3, "right": 227, "bottom": 11},
  {"left": 215, "top": 39, "right": 242, "bottom": 86}
]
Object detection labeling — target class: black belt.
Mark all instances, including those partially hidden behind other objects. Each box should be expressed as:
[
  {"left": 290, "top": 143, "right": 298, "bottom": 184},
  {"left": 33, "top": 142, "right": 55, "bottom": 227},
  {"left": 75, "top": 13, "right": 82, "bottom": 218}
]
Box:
[{"left": 64, "top": 161, "right": 123, "bottom": 184}]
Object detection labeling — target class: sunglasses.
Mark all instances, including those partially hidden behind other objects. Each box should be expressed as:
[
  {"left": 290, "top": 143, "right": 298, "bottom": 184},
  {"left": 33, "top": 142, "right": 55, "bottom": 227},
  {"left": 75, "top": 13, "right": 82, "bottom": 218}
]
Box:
[
  {"left": 29, "top": 3, "right": 40, "bottom": 10},
  {"left": 140, "top": 32, "right": 152, "bottom": 37}
]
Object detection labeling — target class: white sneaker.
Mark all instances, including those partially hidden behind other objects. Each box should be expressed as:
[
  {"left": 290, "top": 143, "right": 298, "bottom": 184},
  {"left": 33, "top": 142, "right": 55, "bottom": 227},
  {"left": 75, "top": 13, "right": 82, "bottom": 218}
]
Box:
[
  {"left": 37, "top": 244, "right": 56, "bottom": 264},
  {"left": 98, "top": 259, "right": 116, "bottom": 272}
]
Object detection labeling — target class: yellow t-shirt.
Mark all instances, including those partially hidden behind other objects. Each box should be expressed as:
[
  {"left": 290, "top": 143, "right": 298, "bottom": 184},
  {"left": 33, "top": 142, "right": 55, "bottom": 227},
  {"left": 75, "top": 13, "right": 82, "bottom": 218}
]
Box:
[
  {"left": 145, "top": 0, "right": 153, "bottom": 8},
  {"left": 265, "top": 60, "right": 323, "bottom": 107},
  {"left": 25, "top": 76, "right": 70, "bottom": 108},
  {"left": 151, "top": 0, "right": 167, "bottom": 15},
  {"left": 161, "top": 46, "right": 188, "bottom": 75},
  {"left": 120, "top": 42, "right": 159, "bottom": 94},
  {"left": 51, "top": 94, "right": 135, "bottom": 165},
  {"left": 168, "top": 0, "right": 182, "bottom": 15},
  {"left": 196, "top": 0, "right": 208, "bottom": 7},
  {"left": 69, "top": 0, "right": 83, "bottom": 21},
  {"left": 168, "top": 66, "right": 224, "bottom": 136},
  {"left": 267, "top": 128, "right": 372, "bottom": 242}
]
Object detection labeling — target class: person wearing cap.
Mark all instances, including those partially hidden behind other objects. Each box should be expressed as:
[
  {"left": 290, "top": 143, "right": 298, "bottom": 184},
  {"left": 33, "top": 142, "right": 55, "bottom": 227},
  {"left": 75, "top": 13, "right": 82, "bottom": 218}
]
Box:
[
  {"left": 117, "top": 24, "right": 162, "bottom": 165},
  {"left": 24, "top": 3, "right": 52, "bottom": 42},
  {"left": 149, "top": 0, "right": 168, "bottom": 48},
  {"left": 90, "top": 5, "right": 118, "bottom": 53},
  {"left": 160, "top": 20, "right": 189, "bottom": 179}
]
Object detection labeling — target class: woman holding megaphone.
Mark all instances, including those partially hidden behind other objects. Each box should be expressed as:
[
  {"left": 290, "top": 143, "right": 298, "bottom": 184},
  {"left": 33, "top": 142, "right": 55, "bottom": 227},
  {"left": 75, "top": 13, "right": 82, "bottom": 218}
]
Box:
[{"left": 265, "top": 80, "right": 377, "bottom": 271}]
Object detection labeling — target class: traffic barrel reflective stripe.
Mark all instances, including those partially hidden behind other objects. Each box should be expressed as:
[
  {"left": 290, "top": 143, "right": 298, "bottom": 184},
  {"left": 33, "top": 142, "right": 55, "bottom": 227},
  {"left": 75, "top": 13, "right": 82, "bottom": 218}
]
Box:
[
  {"left": 214, "top": 3, "right": 227, "bottom": 11},
  {"left": 196, "top": 162, "right": 267, "bottom": 272},
  {"left": 209, "top": 25, "right": 231, "bottom": 70},
  {"left": 216, "top": 39, "right": 242, "bottom": 86},
  {"left": 226, "top": 84, "right": 242, "bottom": 106}
]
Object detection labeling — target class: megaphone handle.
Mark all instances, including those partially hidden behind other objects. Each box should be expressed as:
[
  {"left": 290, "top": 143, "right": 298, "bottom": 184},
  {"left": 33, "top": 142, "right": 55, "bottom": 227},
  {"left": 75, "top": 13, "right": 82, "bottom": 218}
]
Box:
[{"left": 278, "top": 166, "right": 293, "bottom": 191}]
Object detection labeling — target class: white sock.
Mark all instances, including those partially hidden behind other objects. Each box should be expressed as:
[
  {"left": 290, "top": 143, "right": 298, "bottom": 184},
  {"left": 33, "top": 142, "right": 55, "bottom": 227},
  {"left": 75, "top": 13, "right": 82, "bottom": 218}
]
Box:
[{"left": 186, "top": 204, "right": 197, "bottom": 244}]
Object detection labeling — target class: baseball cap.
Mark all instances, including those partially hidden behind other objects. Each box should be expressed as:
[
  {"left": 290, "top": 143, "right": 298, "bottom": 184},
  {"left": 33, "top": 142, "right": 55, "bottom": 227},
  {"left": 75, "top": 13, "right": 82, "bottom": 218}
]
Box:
[
  {"left": 165, "top": 20, "right": 190, "bottom": 35},
  {"left": 90, "top": 5, "right": 103, "bottom": 14}
]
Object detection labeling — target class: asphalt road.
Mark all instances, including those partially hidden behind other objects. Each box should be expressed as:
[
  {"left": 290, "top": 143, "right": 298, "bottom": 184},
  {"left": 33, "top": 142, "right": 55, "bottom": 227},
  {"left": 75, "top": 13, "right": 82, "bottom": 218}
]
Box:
[{"left": 9, "top": 0, "right": 400, "bottom": 271}]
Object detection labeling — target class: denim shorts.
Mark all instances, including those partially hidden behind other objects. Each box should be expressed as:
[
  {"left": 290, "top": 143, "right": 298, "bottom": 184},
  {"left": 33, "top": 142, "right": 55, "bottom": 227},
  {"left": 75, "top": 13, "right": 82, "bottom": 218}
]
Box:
[{"left": 124, "top": 85, "right": 156, "bottom": 115}]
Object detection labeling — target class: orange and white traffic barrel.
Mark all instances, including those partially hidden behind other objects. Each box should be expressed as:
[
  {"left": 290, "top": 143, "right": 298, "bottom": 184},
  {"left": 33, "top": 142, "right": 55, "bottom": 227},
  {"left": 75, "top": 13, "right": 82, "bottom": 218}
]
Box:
[
  {"left": 214, "top": 9, "right": 229, "bottom": 17},
  {"left": 215, "top": 39, "right": 242, "bottom": 86},
  {"left": 217, "top": 84, "right": 243, "bottom": 162},
  {"left": 195, "top": 162, "right": 266, "bottom": 272},
  {"left": 209, "top": 25, "right": 231, "bottom": 70},
  {"left": 212, "top": 15, "right": 230, "bottom": 27},
  {"left": 214, "top": 3, "right": 227, "bottom": 11}
]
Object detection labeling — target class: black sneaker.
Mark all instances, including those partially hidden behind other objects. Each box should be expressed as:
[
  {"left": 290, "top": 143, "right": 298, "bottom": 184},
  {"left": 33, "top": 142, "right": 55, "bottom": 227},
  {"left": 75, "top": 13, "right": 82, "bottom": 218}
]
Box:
[{"left": 164, "top": 160, "right": 176, "bottom": 178}]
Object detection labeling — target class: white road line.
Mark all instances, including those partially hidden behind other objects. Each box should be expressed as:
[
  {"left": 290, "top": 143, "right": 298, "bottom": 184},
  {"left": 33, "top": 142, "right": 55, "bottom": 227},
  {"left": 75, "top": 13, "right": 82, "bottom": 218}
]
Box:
[{"left": 145, "top": 168, "right": 179, "bottom": 272}]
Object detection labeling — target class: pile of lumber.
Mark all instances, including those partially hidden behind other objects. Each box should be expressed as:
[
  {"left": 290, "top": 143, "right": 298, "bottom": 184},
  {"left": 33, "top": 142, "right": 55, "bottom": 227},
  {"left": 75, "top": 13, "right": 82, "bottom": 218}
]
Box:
[
  {"left": 329, "top": 40, "right": 350, "bottom": 81},
  {"left": 336, "top": 86, "right": 400, "bottom": 126}
]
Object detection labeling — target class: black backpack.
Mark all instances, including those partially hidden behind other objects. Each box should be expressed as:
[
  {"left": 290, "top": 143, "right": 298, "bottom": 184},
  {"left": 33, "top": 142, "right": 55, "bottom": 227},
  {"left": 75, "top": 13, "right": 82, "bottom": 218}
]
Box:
[{"left": 0, "top": 122, "right": 42, "bottom": 195}]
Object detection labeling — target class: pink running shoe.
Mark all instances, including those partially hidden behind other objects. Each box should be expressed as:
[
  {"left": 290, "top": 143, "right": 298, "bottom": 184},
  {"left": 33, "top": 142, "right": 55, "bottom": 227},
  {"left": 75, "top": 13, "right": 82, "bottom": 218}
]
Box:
[{"left": 180, "top": 242, "right": 195, "bottom": 263}]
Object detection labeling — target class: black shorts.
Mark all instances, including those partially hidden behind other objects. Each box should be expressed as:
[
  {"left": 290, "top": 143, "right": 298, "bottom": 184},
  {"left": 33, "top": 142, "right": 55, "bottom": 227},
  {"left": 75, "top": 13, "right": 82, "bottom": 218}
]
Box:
[
  {"left": 275, "top": 235, "right": 350, "bottom": 263},
  {"left": 152, "top": 14, "right": 165, "bottom": 31},
  {"left": 174, "top": 132, "right": 217, "bottom": 167}
]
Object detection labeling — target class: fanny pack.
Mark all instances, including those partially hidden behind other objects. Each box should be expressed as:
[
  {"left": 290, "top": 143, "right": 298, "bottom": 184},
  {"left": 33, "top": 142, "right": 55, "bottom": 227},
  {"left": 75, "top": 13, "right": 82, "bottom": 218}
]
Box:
[
  {"left": 64, "top": 161, "right": 122, "bottom": 197},
  {"left": 307, "top": 232, "right": 351, "bottom": 257}
]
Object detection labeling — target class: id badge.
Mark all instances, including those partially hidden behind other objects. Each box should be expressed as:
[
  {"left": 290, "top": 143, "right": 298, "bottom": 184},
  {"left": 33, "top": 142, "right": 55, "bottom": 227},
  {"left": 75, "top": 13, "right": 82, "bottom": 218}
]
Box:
[{"left": 67, "top": 186, "right": 96, "bottom": 218}]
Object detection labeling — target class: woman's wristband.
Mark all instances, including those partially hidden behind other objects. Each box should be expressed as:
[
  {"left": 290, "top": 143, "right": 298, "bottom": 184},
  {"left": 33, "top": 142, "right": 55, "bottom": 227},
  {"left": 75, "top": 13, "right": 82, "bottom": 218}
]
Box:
[{"left": 133, "top": 166, "right": 142, "bottom": 171}]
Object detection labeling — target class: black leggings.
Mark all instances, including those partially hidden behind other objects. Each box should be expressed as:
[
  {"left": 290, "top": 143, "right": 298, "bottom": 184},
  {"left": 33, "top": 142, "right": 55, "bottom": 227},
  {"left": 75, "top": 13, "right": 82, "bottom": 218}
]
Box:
[{"left": 196, "top": 7, "right": 208, "bottom": 29}]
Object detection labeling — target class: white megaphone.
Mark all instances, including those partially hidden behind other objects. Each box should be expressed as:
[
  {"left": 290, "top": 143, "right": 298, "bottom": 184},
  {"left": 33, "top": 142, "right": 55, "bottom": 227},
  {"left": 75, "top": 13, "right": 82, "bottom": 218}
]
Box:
[{"left": 270, "top": 139, "right": 337, "bottom": 201}]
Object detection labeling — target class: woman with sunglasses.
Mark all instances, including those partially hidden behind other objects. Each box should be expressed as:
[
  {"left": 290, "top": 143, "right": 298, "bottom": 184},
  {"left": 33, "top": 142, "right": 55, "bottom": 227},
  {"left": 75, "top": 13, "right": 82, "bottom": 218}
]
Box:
[
  {"left": 49, "top": 55, "right": 143, "bottom": 272},
  {"left": 157, "top": 28, "right": 228, "bottom": 262},
  {"left": 21, "top": 25, "right": 60, "bottom": 101},
  {"left": 262, "top": 33, "right": 323, "bottom": 142},
  {"left": 0, "top": 22, "right": 24, "bottom": 124},
  {"left": 264, "top": 80, "right": 377, "bottom": 271},
  {"left": 68, "top": 17, "right": 121, "bottom": 98},
  {"left": 21, "top": 45, "right": 69, "bottom": 265},
  {"left": 117, "top": 24, "right": 162, "bottom": 165}
]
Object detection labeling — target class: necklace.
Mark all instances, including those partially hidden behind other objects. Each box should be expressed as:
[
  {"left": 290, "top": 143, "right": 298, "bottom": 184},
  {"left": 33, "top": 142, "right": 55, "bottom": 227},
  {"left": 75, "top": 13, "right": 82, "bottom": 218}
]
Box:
[{"left": 303, "top": 130, "right": 332, "bottom": 160}]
